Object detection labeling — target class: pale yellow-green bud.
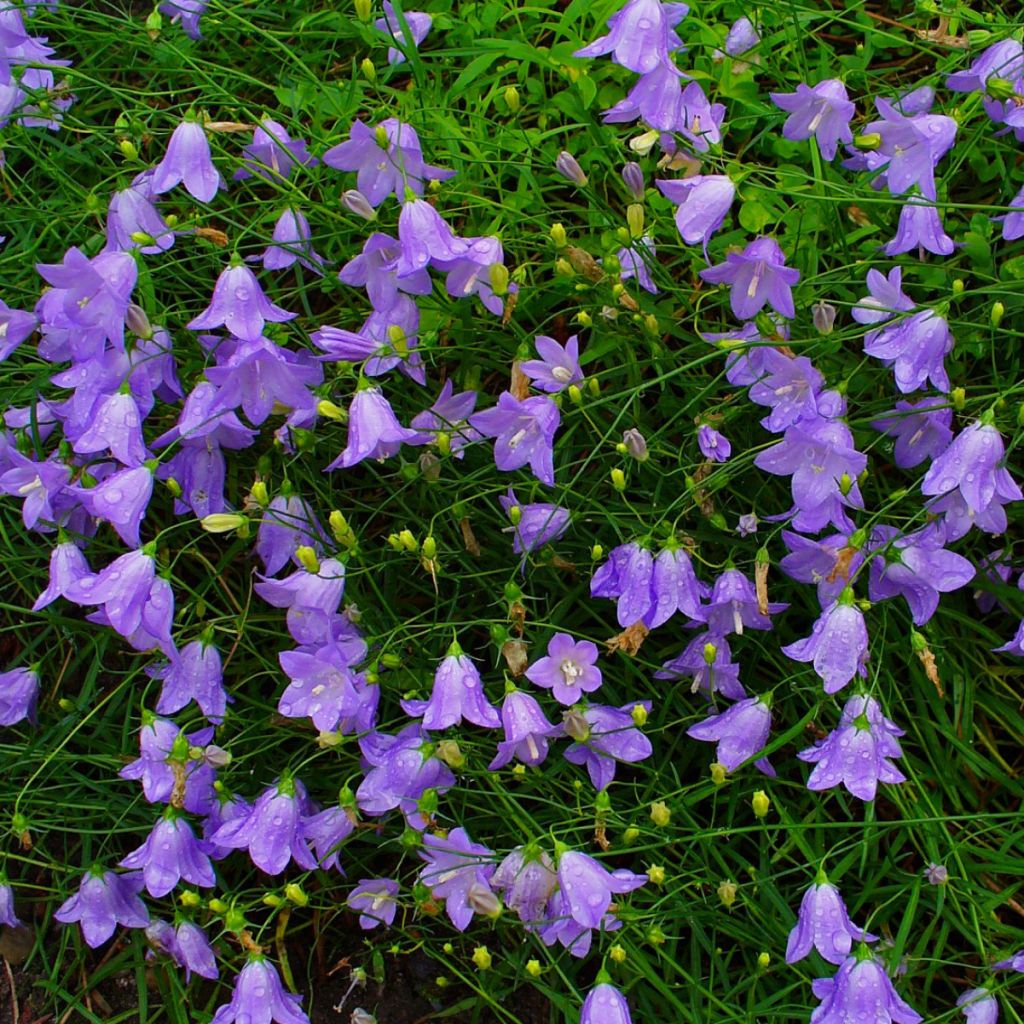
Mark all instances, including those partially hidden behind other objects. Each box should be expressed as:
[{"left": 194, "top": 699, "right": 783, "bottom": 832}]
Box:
[
  {"left": 550, "top": 223, "right": 567, "bottom": 248},
  {"left": 647, "top": 865, "right": 666, "bottom": 885},
  {"left": 119, "top": 139, "right": 138, "bottom": 161},
  {"left": 609, "top": 944, "right": 627, "bottom": 963},
  {"left": 208, "top": 898, "right": 229, "bottom": 915},
  {"left": 631, "top": 703, "right": 647, "bottom": 727},
  {"left": 354, "top": 0, "right": 372, "bottom": 21},
  {"left": 507, "top": 504, "right": 522, "bottom": 526},
  {"left": 576, "top": 310, "right": 592, "bottom": 327},
  {"left": 489, "top": 263, "right": 509, "bottom": 297},
  {"left": 525, "top": 959, "right": 542, "bottom": 977},
  {"left": 752, "top": 790, "right": 770, "bottom": 819},
  {"left": 361, "top": 58, "right": 377, "bottom": 83},
  {"left": 471, "top": 946, "right": 492, "bottom": 971},
  {"left": 442, "top": 942, "right": 454, "bottom": 954},
  {"left": 643, "top": 314, "right": 659, "bottom": 335},
  {"left": 591, "top": 544, "right": 604, "bottom": 561},
  {"left": 504, "top": 85, "right": 520, "bottom": 113},
  {"left": 436, "top": 431, "right": 452, "bottom": 456},
  {"left": 201, "top": 513, "right": 248, "bottom": 534},
  {"left": 627, "top": 203, "right": 644, "bottom": 239},
  {"left": 436, "top": 739, "right": 465, "bottom": 769},
  {"left": 329, "top": 510, "right": 350, "bottom": 542},
  {"left": 178, "top": 890, "right": 201, "bottom": 908},
  {"left": 567, "top": 383, "right": 583, "bottom": 405},
  {"left": 710, "top": 762, "right": 728, "bottom": 785},
  {"left": 588, "top": 377, "right": 600, "bottom": 397},
  {"left": 757, "top": 952, "right": 771, "bottom": 969},
  {"left": 555, "top": 257, "right": 574, "bottom": 277},
  {"left": 951, "top": 386, "right": 966, "bottom": 411},
  {"left": 296, "top": 546, "right": 320, "bottom": 574},
  {"left": 250, "top": 480, "right": 269, "bottom": 506},
  {"left": 284, "top": 882, "right": 309, "bottom": 907},
  {"left": 952, "top": 278, "right": 965, "bottom": 295},
  {"left": 386, "top": 533, "right": 403, "bottom": 551},
  {"left": 317, "top": 399, "right": 346, "bottom": 421},
  {"left": 165, "top": 477, "right": 183, "bottom": 499},
  {"left": 992, "top": 301, "right": 1005, "bottom": 327},
  {"left": 650, "top": 801, "right": 671, "bottom": 827},
  {"left": 398, "top": 529, "right": 418, "bottom": 552},
  {"left": 611, "top": 467, "right": 627, "bottom": 492},
  {"left": 629, "top": 128, "right": 659, "bottom": 155},
  {"left": 422, "top": 536, "right": 437, "bottom": 560},
  {"left": 262, "top": 893, "right": 282, "bottom": 907},
  {"left": 717, "top": 880, "right": 738, "bottom": 907}
]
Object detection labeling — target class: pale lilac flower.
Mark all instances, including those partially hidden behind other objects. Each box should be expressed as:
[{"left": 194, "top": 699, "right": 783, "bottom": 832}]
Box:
[
  {"left": 747, "top": 349, "right": 825, "bottom": 433},
  {"left": 994, "top": 950, "right": 1024, "bottom": 971},
  {"left": 999, "top": 185, "right": 1024, "bottom": 241},
  {"left": 698, "top": 424, "right": 730, "bottom": 462},
  {"left": 525, "top": 633, "right": 601, "bottom": 705},
  {"left": 520, "top": 335, "right": 583, "bottom": 393},
  {"left": 782, "top": 592, "right": 868, "bottom": 694},
  {"left": 0, "top": 298, "right": 37, "bottom": 360},
  {"left": 418, "top": 827, "right": 496, "bottom": 932},
  {"left": 656, "top": 174, "right": 734, "bottom": 249},
  {"left": 655, "top": 631, "right": 744, "bottom": 699},
  {"left": 555, "top": 850, "right": 647, "bottom": 929},
  {"left": 946, "top": 39, "right": 1024, "bottom": 94},
  {"left": 0, "top": 666, "right": 39, "bottom": 726},
  {"left": 622, "top": 428, "right": 648, "bottom": 461},
  {"left": 374, "top": 1, "right": 432, "bottom": 65},
  {"left": 785, "top": 877, "right": 876, "bottom": 964},
  {"left": 489, "top": 689, "right": 559, "bottom": 769},
  {"left": 923, "top": 863, "right": 948, "bottom": 885},
  {"left": 120, "top": 815, "right": 215, "bottom": 897},
  {"left": 159, "top": 1, "right": 208, "bottom": 39},
  {"left": 312, "top": 297, "right": 423, "bottom": 383},
  {"left": 71, "top": 390, "right": 149, "bottom": 466},
  {"left": 187, "top": 264, "right": 295, "bottom": 341},
  {"left": 151, "top": 638, "right": 229, "bottom": 722},
  {"left": 79, "top": 465, "right": 154, "bottom": 548},
  {"left": 105, "top": 182, "right": 175, "bottom": 255},
  {"left": 146, "top": 919, "right": 218, "bottom": 981},
  {"left": 0, "top": 882, "right": 19, "bottom": 928},
  {"left": 210, "top": 957, "right": 309, "bottom": 1024},
  {"left": 150, "top": 120, "right": 224, "bottom": 203},
  {"left": 780, "top": 531, "right": 863, "bottom": 608},
  {"left": 617, "top": 236, "right": 658, "bottom": 293},
  {"left": 555, "top": 151, "right": 588, "bottom": 186},
  {"left": 348, "top": 878, "right": 400, "bottom": 929},
  {"left": 957, "top": 989, "right": 999, "bottom": 1024},
  {"left": 470, "top": 392, "right": 560, "bottom": 487},
  {"left": 0, "top": 452, "right": 70, "bottom": 531},
  {"left": 736, "top": 513, "right": 758, "bottom": 537},
  {"left": 799, "top": 694, "right": 906, "bottom": 801},
  {"left": 396, "top": 198, "right": 467, "bottom": 276},
  {"left": 498, "top": 488, "right": 570, "bottom": 565},
  {"left": 63, "top": 547, "right": 160, "bottom": 641},
  {"left": 302, "top": 804, "right": 357, "bottom": 871},
  {"left": 356, "top": 724, "right": 455, "bottom": 820},
  {"left": 324, "top": 387, "right": 419, "bottom": 470},
  {"left": 118, "top": 719, "right": 216, "bottom": 815},
  {"left": 686, "top": 695, "right": 774, "bottom": 775},
  {"left": 724, "top": 17, "right": 759, "bottom": 57},
  {"left": 602, "top": 61, "right": 686, "bottom": 132},
  {"left": 562, "top": 703, "right": 653, "bottom": 790},
  {"left": 701, "top": 568, "right": 785, "bottom": 635},
  {"left": 574, "top": 0, "right": 687, "bottom": 73},
  {"left": 885, "top": 197, "right": 954, "bottom": 257},
  {"left": 254, "top": 558, "right": 346, "bottom": 646},
  {"left": 234, "top": 119, "right": 316, "bottom": 181},
  {"left": 700, "top": 237, "right": 799, "bottom": 320},
  {"left": 582, "top": 983, "right": 633, "bottom": 1024},
  {"left": 770, "top": 79, "right": 855, "bottom": 160},
  {"left": 339, "top": 232, "right": 432, "bottom": 311},
  {"left": 677, "top": 80, "right": 726, "bottom": 152},
  {"left": 590, "top": 542, "right": 654, "bottom": 627},
  {"left": 862, "top": 303, "right": 954, "bottom": 393},
  {"left": 409, "top": 380, "right": 481, "bottom": 454},
  {"left": 54, "top": 869, "right": 149, "bottom": 948},
  {"left": 492, "top": 847, "right": 557, "bottom": 924},
  {"left": 813, "top": 300, "right": 837, "bottom": 335},
  {"left": 256, "top": 495, "right": 324, "bottom": 577},
  {"left": 401, "top": 641, "right": 500, "bottom": 730},
  {"left": 260, "top": 208, "right": 325, "bottom": 274},
  {"left": 853, "top": 266, "right": 914, "bottom": 329},
  {"left": 278, "top": 643, "right": 373, "bottom": 734},
  {"left": 872, "top": 398, "right": 953, "bottom": 469},
  {"left": 434, "top": 235, "right": 506, "bottom": 315},
  {"left": 809, "top": 954, "right": 921, "bottom": 1024}
]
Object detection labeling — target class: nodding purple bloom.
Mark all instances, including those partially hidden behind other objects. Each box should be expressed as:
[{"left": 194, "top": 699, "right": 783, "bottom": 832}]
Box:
[
  {"left": 187, "top": 263, "right": 295, "bottom": 342},
  {"left": 0, "top": 452, "right": 70, "bottom": 532},
  {"left": 470, "top": 392, "right": 560, "bottom": 487},
  {"left": 922, "top": 418, "right": 1022, "bottom": 524},
  {"left": 617, "top": 236, "right": 658, "bottom": 294},
  {"left": 498, "top": 488, "right": 570, "bottom": 566},
  {"left": 0, "top": 882, "right": 20, "bottom": 928},
  {"left": 853, "top": 266, "right": 914, "bottom": 330},
  {"left": 54, "top": 869, "right": 149, "bottom": 948},
  {"left": 574, "top": 0, "right": 687, "bottom": 73},
  {"left": 556, "top": 850, "right": 647, "bottom": 930},
  {"left": 562, "top": 703, "right": 653, "bottom": 790},
  {"left": 325, "top": 387, "right": 420, "bottom": 471},
  {"left": 885, "top": 196, "right": 954, "bottom": 257},
  {"left": 736, "top": 513, "right": 758, "bottom": 537},
  {"left": 254, "top": 557, "right": 346, "bottom": 646},
  {"left": 520, "top": 335, "right": 583, "bottom": 393},
  {"left": 810, "top": 954, "right": 921, "bottom": 1024},
  {"left": 489, "top": 689, "right": 559, "bottom": 769},
  {"left": 591, "top": 542, "right": 654, "bottom": 627},
  {"left": 1000, "top": 185, "right": 1024, "bottom": 241},
  {"left": 698, "top": 424, "right": 730, "bottom": 462},
  {"left": 700, "top": 236, "right": 799, "bottom": 321},
  {"left": 434, "top": 234, "right": 507, "bottom": 315},
  {"left": 799, "top": 694, "right": 905, "bottom": 801},
  {"left": 105, "top": 181, "right": 175, "bottom": 255},
  {"left": 260, "top": 208, "right": 325, "bottom": 275},
  {"left": 747, "top": 349, "right": 825, "bottom": 433},
  {"left": 995, "top": 950, "right": 1024, "bottom": 971},
  {"left": 957, "top": 989, "right": 999, "bottom": 1024},
  {"left": 872, "top": 397, "right": 953, "bottom": 469},
  {"left": 724, "top": 16, "right": 760, "bottom": 57},
  {"left": 401, "top": 641, "right": 501, "bottom": 730},
  {"left": 656, "top": 174, "right": 735, "bottom": 249},
  {"left": 159, "top": 1, "right": 208, "bottom": 39},
  {"left": 356, "top": 724, "right": 455, "bottom": 820},
  {"left": 525, "top": 633, "right": 602, "bottom": 705},
  {"left": 374, "top": 1, "right": 432, "bottom": 65},
  {"left": 278, "top": 643, "right": 374, "bottom": 734},
  {"left": 63, "top": 547, "right": 159, "bottom": 639},
  {"left": 211, "top": 778, "right": 315, "bottom": 876},
  {"left": 150, "top": 120, "right": 224, "bottom": 203},
  {"left": 256, "top": 494, "right": 324, "bottom": 577},
  {"left": 0, "top": 298, "right": 37, "bottom": 360},
  {"left": 946, "top": 38, "right": 1024, "bottom": 94},
  {"left": 651, "top": 545, "right": 704, "bottom": 625},
  {"left": 79, "top": 465, "right": 154, "bottom": 548},
  {"left": 418, "top": 827, "right": 496, "bottom": 932},
  {"left": 71, "top": 390, "right": 149, "bottom": 466},
  {"left": 119, "top": 719, "right": 216, "bottom": 814},
  {"left": 779, "top": 531, "right": 863, "bottom": 608},
  {"left": 701, "top": 568, "right": 785, "bottom": 635},
  {"left": 602, "top": 60, "right": 686, "bottom": 132},
  {"left": 786, "top": 878, "right": 876, "bottom": 964},
  {"left": 677, "top": 80, "right": 727, "bottom": 152},
  {"left": 863, "top": 305, "right": 953, "bottom": 393},
  {"left": 323, "top": 119, "right": 453, "bottom": 207},
  {"left": 147, "top": 919, "right": 218, "bottom": 981},
  {"left": 867, "top": 525, "right": 975, "bottom": 625},
  {"left": 396, "top": 198, "right": 467, "bottom": 276},
  {"left": 339, "top": 232, "right": 432, "bottom": 311},
  {"left": 582, "top": 983, "right": 633, "bottom": 1024},
  {"left": 686, "top": 695, "right": 775, "bottom": 776},
  {"left": 302, "top": 804, "right": 357, "bottom": 871},
  {"left": 770, "top": 79, "right": 855, "bottom": 160},
  {"left": 151, "top": 638, "right": 229, "bottom": 722},
  {"left": 120, "top": 815, "right": 215, "bottom": 898},
  {"left": 782, "top": 591, "right": 868, "bottom": 694},
  {"left": 0, "top": 666, "right": 39, "bottom": 726},
  {"left": 348, "top": 878, "right": 400, "bottom": 929},
  {"left": 409, "top": 380, "right": 481, "bottom": 454},
  {"left": 210, "top": 957, "right": 309, "bottom": 1024},
  {"left": 655, "top": 631, "right": 745, "bottom": 700},
  {"left": 234, "top": 119, "right": 316, "bottom": 181},
  {"left": 493, "top": 847, "right": 558, "bottom": 925}
]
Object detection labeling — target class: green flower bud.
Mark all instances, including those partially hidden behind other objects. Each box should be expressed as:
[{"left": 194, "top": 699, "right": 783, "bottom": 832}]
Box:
[
  {"left": 622, "top": 825, "right": 640, "bottom": 845},
  {"left": 284, "top": 882, "right": 308, "bottom": 907},
  {"left": 361, "top": 58, "right": 377, "bottom": 83},
  {"left": 751, "top": 790, "right": 770, "bottom": 819},
  {"left": 488, "top": 263, "right": 509, "bottom": 297},
  {"left": 296, "top": 546, "right": 320, "bottom": 574},
  {"left": 991, "top": 301, "right": 1005, "bottom": 327},
  {"left": 647, "top": 865, "right": 666, "bottom": 885},
  {"left": 951, "top": 386, "right": 966, "bottom": 411},
  {"left": 119, "top": 139, "right": 138, "bottom": 161},
  {"left": 627, "top": 203, "right": 645, "bottom": 239},
  {"left": 472, "top": 946, "right": 492, "bottom": 970},
  {"left": 550, "top": 223, "right": 567, "bottom": 248},
  {"left": 854, "top": 132, "right": 882, "bottom": 151},
  {"left": 650, "top": 801, "right": 671, "bottom": 827},
  {"left": 610, "top": 467, "right": 627, "bottom": 492},
  {"left": 504, "top": 85, "right": 520, "bottom": 113},
  {"left": 717, "top": 880, "right": 737, "bottom": 907}
]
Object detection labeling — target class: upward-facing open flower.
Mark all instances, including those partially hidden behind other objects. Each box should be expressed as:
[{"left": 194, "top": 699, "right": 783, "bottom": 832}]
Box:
[
  {"left": 786, "top": 877, "right": 876, "bottom": 964},
  {"left": 187, "top": 264, "right": 295, "bottom": 341},
  {"left": 525, "top": 633, "right": 602, "bottom": 705},
  {"left": 470, "top": 392, "right": 560, "bottom": 487},
  {"left": 348, "top": 878, "right": 400, "bottom": 930},
  {"left": 872, "top": 398, "right": 952, "bottom": 469},
  {"left": 782, "top": 590, "right": 868, "bottom": 694},
  {"left": 573, "top": 0, "right": 688, "bottom": 73},
  {"left": 54, "top": 868, "right": 149, "bottom": 948},
  {"left": 520, "top": 335, "right": 583, "bottom": 393},
  {"left": 401, "top": 640, "right": 500, "bottom": 730},
  {"left": 700, "top": 237, "right": 799, "bottom": 320},
  {"left": 150, "top": 120, "right": 224, "bottom": 203},
  {"left": 770, "top": 79, "right": 855, "bottom": 160},
  {"left": 210, "top": 957, "right": 309, "bottom": 1024},
  {"left": 338, "top": 233, "right": 432, "bottom": 312}
]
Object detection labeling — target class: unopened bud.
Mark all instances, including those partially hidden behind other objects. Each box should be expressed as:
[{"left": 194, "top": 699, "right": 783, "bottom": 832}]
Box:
[
  {"left": 951, "top": 386, "right": 966, "bottom": 411},
  {"left": 525, "top": 959, "right": 542, "bottom": 977},
  {"left": 751, "top": 790, "right": 770, "bottom": 819},
  {"left": 342, "top": 189, "right": 377, "bottom": 221},
  {"left": 812, "top": 300, "right": 836, "bottom": 335},
  {"left": 650, "top": 801, "right": 671, "bottom": 827},
  {"left": 854, "top": 132, "right": 882, "bottom": 151},
  {"left": 630, "top": 703, "right": 648, "bottom": 727},
  {"left": 992, "top": 301, "right": 1005, "bottom": 327},
  {"left": 555, "top": 151, "right": 587, "bottom": 186},
  {"left": 717, "top": 880, "right": 738, "bottom": 907},
  {"left": 622, "top": 825, "right": 640, "bottom": 845},
  {"left": 838, "top": 472, "right": 853, "bottom": 497},
  {"left": 165, "top": 477, "right": 182, "bottom": 498},
  {"left": 201, "top": 513, "right": 248, "bottom": 534},
  {"left": 398, "top": 529, "right": 418, "bottom": 552},
  {"left": 471, "top": 946, "right": 493, "bottom": 970},
  {"left": 622, "top": 162, "right": 645, "bottom": 201},
  {"left": 591, "top": 544, "right": 604, "bottom": 561},
  {"left": 647, "top": 865, "right": 666, "bottom": 885},
  {"left": 296, "top": 546, "right": 320, "bottom": 574},
  {"left": 702, "top": 642, "right": 718, "bottom": 666},
  {"left": 284, "top": 883, "right": 308, "bottom": 907},
  {"left": 360, "top": 57, "right": 377, "bottom": 82},
  {"left": 354, "top": 0, "right": 372, "bottom": 21},
  {"left": 422, "top": 536, "right": 437, "bottom": 559},
  {"left": 488, "top": 262, "right": 509, "bottom": 297},
  {"left": 179, "top": 890, "right": 201, "bottom": 908},
  {"left": 643, "top": 314, "right": 659, "bottom": 335},
  {"left": 611, "top": 467, "right": 627, "bottom": 492},
  {"left": 119, "top": 139, "right": 138, "bottom": 161},
  {"left": 986, "top": 75, "right": 1016, "bottom": 101},
  {"left": 629, "top": 128, "right": 660, "bottom": 155},
  {"left": 550, "top": 223, "right": 567, "bottom": 248},
  {"left": 250, "top": 480, "right": 269, "bottom": 506},
  {"left": 562, "top": 709, "right": 590, "bottom": 742},
  {"left": 145, "top": 9, "right": 162, "bottom": 35},
  {"left": 627, "top": 203, "right": 645, "bottom": 239},
  {"left": 208, "top": 898, "right": 229, "bottom": 915},
  {"left": 436, "top": 739, "right": 465, "bottom": 769},
  {"left": 647, "top": 925, "right": 667, "bottom": 946},
  {"left": 504, "top": 85, "right": 520, "bottom": 112},
  {"left": 575, "top": 310, "right": 592, "bottom": 327},
  {"left": 757, "top": 952, "right": 771, "bottom": 969},
  {"left": 567, "top": 383, "right": 583, "bottom": 405},
  {"left": 126, "top": 303, "right": 153, "bottom": 339},
  {"left": 710, "top": 762, "right": 727, "bottom": 785},
  {"left": 622, "top": 428, "right": 648, "bottom": 461},
  {"left": 555, "top": 257, "right": 574, "bottom": 277},
  {"left": 466, "top": 882, "right": 502, "bottom": 918}
]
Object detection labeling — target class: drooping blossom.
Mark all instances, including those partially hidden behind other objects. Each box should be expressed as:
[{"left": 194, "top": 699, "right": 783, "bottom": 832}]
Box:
[
  {"left": 234, "top": 119, "right": 317, "bottom": 181},
  {"left": 785, "top": 877, "right": 876, "bottom": 964},
  {"left": 946, "top": 39, "right": 1024, "bottom": 95},
  {"left": 700, "top": 568, "right": 784, "bottom": 635},
  {"left": 324, "top": 387, "right": 419, "bottom": 471},
  {"left": 119, "top": 814, "right": 215, "bottom": 897},
  {"left": 254, "top": 557, "right": 346, "bottom": 646},
  {"left": 418, "top": 828, "right": 497, "bottom": 932},
  {"left": 255, "top": 494, "right": 325, "bottom": 577},
  {"left": 118, "top": 718, "right": 217, "bottom": 815},
  {"left": 187, "top": 263, "right": 295, "bottom": 341},
  {"left": 347, "top": 878, "right": 400, "bottom": 930},
  {"left": 872, "top": 398, "right": 953, "bottom": 469},
  {"left": 700, "top": 237, "right": 799, "bottom": 320},
  {"left": 488, "top": 689, "right": 559, "bottom": 769},
  {"left": 956, "top": 989, "right": 999, "bottom": 1024},
  {"left": 150, "top": 119, "right": 224, "bottom": 203},
  {"left": 582, "top": 982, "right": 633, "bottom": 1024},
  {"left": 492, "top": 847, "right": 558, "bottom": 925},
  {"left": 356, "top": 724, "right": 455, "bottom": 821},
  {"left": 151, "top": 638, "right": 229, "bottom": 722},
  {"left": 697, "top": 424, "right": 730, "bottom": 462},
  {"left": 374, "top": 1, "right": 432, "bottom": 65},
  {"left": 779, "top": 531, "right": 863, "bottom": 608},
  {"left": 408, "top": 380, "right": 481, "bottom": 454},
  {"left": 885, "top": 196, "right": 954, "bottom": 257},
  {"left": 279, "top": 643, "right": 376, "bottom": 735},
  {"left": 338, "top": 232, "right": 432, "bottom": 311},
  {"left": 0, "top": 666, "right": 39, "bottom": 726},
  {"left": 259, "top": 208, "right": 326, "bottom": 274},
  {"left": 434, "top": 235, "right": 507, "bottom": 315},
  {"left": 401, "top": 640, "right": 500, "bottom": 730},
  {"left": 686, "top": 695, "right": 775, "bottom": 776},
  {"left": 498, "top": 488, "right": 570, "bottom": 566},
  {"left": 146, "top": 919, "right": 218, "bottom": 981},
  {"left": 159, "top": 1, "right": 208, "bottom": 39},
  {"left": 656, "top": 175, "right": 735, "bottom": 249},
  {"left": 312, "top": 297, "right": 423, "bottom": 384},
  {"left": 396, "top": 198, "right": 468, "bottom": 276},
  {"left": 799, "top": 694, "right": 906, "bottom": 801},
  {"left": 573, "top": 0, "right": 687, "bottom": 74},
  {"left": 0, "top": 881, "right": 19, "bottom": 928},
  {"left": 525, "top": 633, "right": 602, "bottom": 705},
  {"left": 555, "top": 850, "right": 647, "bottom": 930},
  {"left": 654, "top": 631, "right": 745, "bottom": 700},
  {"left": 769, "top": 79, "right": 855, "bottom": 160},
  {"left": 782, "top": 591, "right": 868, "bottom": 694},
  {"left": 210, "top": 957, "right": 309, "bottom": 1024},
  {"left": 747, "top": 349, "right": 825, "bottom": 432},
  {"left": 562, "top": 703, "right": 653, "bottom": 790},
  {"left": 616, "top": 236, "right": 658, "bottom": 293},
  {"left": 54, "top": 869, "right": 149, "bottom": 948},
  {"left": 723, "top": 17, "right": 759, "bottom": 58},
  {"left": 809, "top": 953, "right": 921, "bottom": 1024}
]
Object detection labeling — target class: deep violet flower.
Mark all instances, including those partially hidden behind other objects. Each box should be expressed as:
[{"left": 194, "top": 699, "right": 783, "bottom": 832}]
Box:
[
  {"left": 562, "top": 703, "right": 653, "bottom": 790},
  {"left": 119, "top": 814, "right": 215, "bottom": 897},
  {"left": 234, "top": 119, "right": 317, "bottom": 181},
  {"left": 418, "top": 827, "right": 497, "bottom": 932},
  {"left": 348, "top": 878, "right": 400, "bottom": 929},
  {"left": 0, "top": 666, "right": 39, "bottom": 726},
  {"left": 701, "top": 568, "right": 784, "bottom": 635},
  {"left": 779, "top": 531, "right": 863, "bottom": 608},
  {"left": 809, "top": 953, "right": 921, "bottom": 1024},
  {"left": 582, "top": 982, "right": 633, "bottom": 1024},
  {"left": 401, "top": 640, "right": 500, "bottom": 730},
  {"left": 470, "top": 392, "right": 560, "bottom": 487},
  {"left": 785, "top": 877, "right": 876, "bottom": 964},
  {"left": 798, "top": 694, "right": 906, "bottom": 801},
  {"left": 525, "top": 633, "right": 602, "bottom": 705},
  {"left": 54, "top": 869, "right": 149, "bottom": 947},
  {"left": 187, "top": 264, "right": 295, "bottom": 341},
  {"left": 686, "top": 695, "right": 775, "bottom": 776},
  {"left": 374, "top": 1, "right": 432, "bottom": 65},
  {"left": 573, "top": 0, "right": 688, "bottom": 74},
  {"left": 519, "top": 335, "right": 583, "bottom": 393},
  {"left": 782, "top": 591, "right": 868, "bottom": 694},
  {"left": 700, "top": 236, "right": 799, "bottom": 320},
  {"left": 656, "top": 174, "right": 735, "bottom": 248},
  {"left": 770, "top": 79, "right": 855, "bottom": 160},
  {"left": 324, "top": 387, "right": 419, "bottom": 470},
  {"left": 210, "top": 957, "right": 309, "bottom": 1024},
  {"left": 150, "top": 120, "right": 224, "bottom": 203}
]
